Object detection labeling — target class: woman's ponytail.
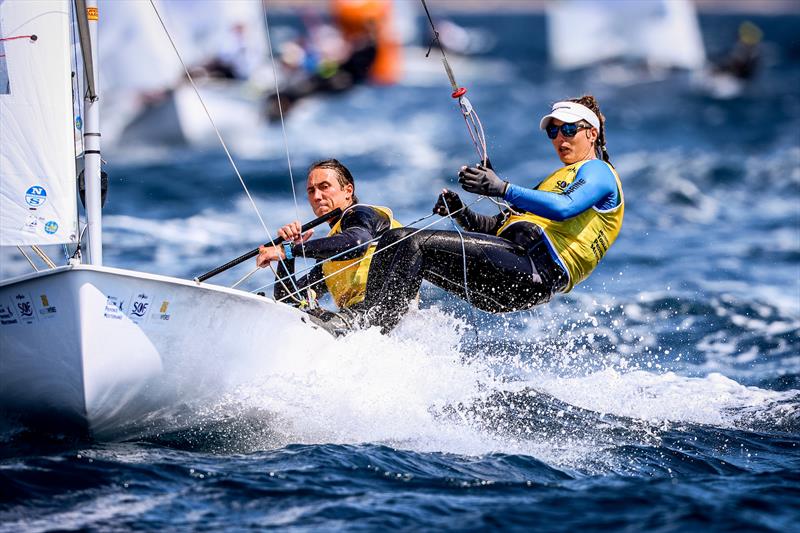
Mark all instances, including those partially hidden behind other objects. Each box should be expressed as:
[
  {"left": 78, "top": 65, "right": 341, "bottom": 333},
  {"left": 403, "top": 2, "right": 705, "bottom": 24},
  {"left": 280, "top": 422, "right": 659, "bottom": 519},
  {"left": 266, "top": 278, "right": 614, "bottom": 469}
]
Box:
[{"left": 570, "top": 95, "right": 612, "bottom": 166}]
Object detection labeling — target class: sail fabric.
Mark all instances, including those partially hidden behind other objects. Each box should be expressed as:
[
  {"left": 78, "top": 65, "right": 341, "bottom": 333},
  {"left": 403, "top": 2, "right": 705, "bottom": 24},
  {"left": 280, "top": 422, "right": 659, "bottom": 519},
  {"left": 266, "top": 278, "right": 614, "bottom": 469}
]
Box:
[
  {"left": 100, "top": 0, "right": 266, "bottom": 93},
  {"left": 99, "top": 0, "right": 186, "bottom": 94},
  {"left": 0, "top": 0, "right": 78, "bottom": 246},
  {"left": 546, "top": 0, "right": 706, "bottom": 71}
]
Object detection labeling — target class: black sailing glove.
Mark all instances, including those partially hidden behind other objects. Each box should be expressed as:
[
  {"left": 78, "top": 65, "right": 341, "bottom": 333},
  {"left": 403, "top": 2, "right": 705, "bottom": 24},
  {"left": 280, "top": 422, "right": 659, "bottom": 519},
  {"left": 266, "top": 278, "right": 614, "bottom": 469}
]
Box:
[
  {"left": 458, "top": 164, "right": 509, "bottom": 198},
  {"left": 432, "top": 189, "right": 464, "bottom": 217}
]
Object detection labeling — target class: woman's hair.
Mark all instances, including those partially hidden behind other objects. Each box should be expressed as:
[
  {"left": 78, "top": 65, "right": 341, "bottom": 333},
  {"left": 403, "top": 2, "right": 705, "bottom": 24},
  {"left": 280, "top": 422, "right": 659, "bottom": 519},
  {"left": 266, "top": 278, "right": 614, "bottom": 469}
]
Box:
[
  {"left": 569, "top": 95, "right": 612, "bottom": 166},
  {"left": 308, "top": 158, "right": 359, "bottom": 204}
]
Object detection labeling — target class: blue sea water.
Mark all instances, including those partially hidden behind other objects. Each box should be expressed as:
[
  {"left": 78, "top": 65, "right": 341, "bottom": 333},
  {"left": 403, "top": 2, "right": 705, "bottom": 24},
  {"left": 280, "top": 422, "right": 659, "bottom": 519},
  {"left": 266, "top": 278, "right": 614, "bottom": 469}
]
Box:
[{"left": 2, "top": 12, "right": 800, "bottom": 532}]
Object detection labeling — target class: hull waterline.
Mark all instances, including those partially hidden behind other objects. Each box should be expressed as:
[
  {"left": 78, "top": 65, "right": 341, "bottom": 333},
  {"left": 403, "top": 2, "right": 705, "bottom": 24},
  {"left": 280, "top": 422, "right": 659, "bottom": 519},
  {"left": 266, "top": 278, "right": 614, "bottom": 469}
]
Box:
[{"left": 0, "top": 264, "right": 331, "bottom": 439}]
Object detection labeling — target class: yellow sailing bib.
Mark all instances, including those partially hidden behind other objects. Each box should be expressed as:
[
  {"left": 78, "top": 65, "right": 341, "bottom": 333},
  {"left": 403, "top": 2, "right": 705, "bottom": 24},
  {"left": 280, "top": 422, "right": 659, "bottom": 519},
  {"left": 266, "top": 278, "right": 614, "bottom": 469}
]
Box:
[
  {"left": 496, "top": 160, "right": 624, "bottom": 292},
  {"left": 321, "top": 204, "right": 402, "bottom": 308}
]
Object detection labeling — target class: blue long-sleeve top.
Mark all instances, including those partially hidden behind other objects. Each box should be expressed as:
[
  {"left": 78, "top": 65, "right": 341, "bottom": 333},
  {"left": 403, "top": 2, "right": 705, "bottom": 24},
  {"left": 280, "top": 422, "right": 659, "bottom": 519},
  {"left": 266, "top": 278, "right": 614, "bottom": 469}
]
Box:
[{"left": 503, "top": 159, "right": 620, "bottom": 221}]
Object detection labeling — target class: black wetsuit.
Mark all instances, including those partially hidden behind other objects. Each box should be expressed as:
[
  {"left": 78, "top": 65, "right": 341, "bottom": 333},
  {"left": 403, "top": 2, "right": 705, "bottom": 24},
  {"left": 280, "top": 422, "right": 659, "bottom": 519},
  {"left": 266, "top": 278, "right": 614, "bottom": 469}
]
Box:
[
  {"left": 274, "top": 205, "right": 392, "bottom": 305},
  {"left": 361, "top": 208, "right": 567, "bottom": 331}
]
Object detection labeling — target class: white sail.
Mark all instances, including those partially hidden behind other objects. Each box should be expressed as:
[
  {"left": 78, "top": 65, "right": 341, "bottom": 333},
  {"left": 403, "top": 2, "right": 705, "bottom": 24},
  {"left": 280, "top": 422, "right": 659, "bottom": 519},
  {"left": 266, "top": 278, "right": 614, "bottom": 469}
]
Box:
[
  {"left": 546, "top": 0, "right": 706, "bottom": 71},
  {"left": 99, "top": 0, "right": 186, "bottom": 94},
  {"left": 160, "top": 0, "right": 267, "bottom": 80},
  {"left": 0, "top": 0, "right": 78, "bottom": 246}
]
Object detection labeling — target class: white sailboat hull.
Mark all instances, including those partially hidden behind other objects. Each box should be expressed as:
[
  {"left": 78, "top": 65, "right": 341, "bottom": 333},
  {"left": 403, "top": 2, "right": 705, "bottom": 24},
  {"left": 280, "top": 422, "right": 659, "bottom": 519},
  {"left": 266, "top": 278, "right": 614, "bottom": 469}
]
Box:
[{"left": 0, "top": 264, "right": 331, "bottom": 438}]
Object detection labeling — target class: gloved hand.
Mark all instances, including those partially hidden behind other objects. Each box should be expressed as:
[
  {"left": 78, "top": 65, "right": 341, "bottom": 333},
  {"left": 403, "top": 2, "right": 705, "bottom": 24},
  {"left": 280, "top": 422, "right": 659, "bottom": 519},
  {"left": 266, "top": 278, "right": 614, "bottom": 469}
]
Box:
[
  {"left": 458, "top": 164, "right": 508, "bottom": 197},
  {"left": 432, "top": 189, "right": 464, "bottom": 217}
]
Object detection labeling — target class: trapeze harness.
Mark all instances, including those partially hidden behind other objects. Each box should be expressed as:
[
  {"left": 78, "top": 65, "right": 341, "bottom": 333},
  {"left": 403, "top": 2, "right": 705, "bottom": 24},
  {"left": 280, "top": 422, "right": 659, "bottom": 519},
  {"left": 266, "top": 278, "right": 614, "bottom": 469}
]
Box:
[
  {"left": 274, "top": 204, "right": 401, "bottom": 309},
  {"left": 362, "top": 159, "right": 624, "bottom": 330}
]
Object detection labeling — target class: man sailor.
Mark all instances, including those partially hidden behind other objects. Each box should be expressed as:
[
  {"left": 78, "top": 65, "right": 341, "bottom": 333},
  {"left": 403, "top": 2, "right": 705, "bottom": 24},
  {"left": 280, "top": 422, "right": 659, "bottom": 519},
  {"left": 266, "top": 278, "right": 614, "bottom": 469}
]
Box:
[{"left": 256, "top": 159, "right": 401, "bottom": 312}]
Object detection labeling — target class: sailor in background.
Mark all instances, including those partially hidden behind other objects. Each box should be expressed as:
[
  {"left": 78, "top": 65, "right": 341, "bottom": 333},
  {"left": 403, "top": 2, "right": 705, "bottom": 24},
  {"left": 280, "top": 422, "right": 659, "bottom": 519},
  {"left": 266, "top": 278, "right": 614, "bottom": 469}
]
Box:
[
  {"left": 256, "top": 159, "right": 401, "bottom": 311},
  {"left": 362, "top": 96, "right": 624, "bottom": 333},
  {"left": 266, "top": 0, "right": 401, "bottom": 119}
]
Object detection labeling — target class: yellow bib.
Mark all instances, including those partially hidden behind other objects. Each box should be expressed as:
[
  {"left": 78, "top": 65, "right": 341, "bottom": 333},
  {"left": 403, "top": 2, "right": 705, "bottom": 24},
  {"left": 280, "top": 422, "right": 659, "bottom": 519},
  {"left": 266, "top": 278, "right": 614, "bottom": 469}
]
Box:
[
  {"left": 496, "top": 160, "right": 624, "bottom": 292},
  {"left": 321, "top": 204, "right": 402, "bottom": 308}
]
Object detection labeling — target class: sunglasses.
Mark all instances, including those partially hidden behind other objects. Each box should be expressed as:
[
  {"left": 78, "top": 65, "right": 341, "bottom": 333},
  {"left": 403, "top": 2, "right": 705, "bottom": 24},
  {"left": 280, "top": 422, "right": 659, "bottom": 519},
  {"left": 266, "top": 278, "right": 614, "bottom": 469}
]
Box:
[{"left": 545, "top": 122, "right": 592, "bottom": 139}]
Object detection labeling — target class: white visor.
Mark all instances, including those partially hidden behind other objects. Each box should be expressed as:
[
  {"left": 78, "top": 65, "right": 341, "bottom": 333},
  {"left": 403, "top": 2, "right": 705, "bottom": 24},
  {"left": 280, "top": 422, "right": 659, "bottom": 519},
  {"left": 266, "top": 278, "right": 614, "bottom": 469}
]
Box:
[{"left": 539, "top": 101, "right": 600, "bottom": 131}]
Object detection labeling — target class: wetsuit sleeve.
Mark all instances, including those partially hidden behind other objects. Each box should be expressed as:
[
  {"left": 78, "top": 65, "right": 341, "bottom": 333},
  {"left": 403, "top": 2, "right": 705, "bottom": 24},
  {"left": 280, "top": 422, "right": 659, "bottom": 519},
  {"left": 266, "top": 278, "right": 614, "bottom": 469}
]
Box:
[
  {"left": 454, "top": 208, "right": 506, "bottom": 234},
  {"left": 292, "top": 206, "right": 390, "bottom": 260},
  {"left": 503, "top": 159, "right": 619, "bottom": 221},
  {"left": 273, "top": 260, "right": 328, "bottom": 303}
]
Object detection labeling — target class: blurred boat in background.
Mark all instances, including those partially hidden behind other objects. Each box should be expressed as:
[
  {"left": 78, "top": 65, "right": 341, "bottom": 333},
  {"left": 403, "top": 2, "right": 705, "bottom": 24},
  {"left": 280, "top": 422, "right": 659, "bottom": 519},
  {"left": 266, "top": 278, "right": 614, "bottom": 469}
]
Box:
[
  {"left": 100, "top": 0, "right": 274, "bottom": 150},
  {"left": 546, "top": 0, "right": 706, "bottom": 85}
]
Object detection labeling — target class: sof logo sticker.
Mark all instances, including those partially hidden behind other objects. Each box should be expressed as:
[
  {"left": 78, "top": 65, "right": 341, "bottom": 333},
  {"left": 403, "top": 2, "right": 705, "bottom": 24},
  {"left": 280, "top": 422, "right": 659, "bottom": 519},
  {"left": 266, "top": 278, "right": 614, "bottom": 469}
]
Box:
[
  {"left": 25, "top": 186, "right": 47, "bottom": 208},
  {"left": 13, "top": 293, "right": 37, "bottom": 324},
  {"left": 0, "top": 301, "right": 18, "bottom": 326},
  {"left": 103, "top": 295, "right": 126, "bottom": 320},
  {"left": 44, "top": 221, "right": 58, "bottom": 234},
  {"left": 151, "top": 299, "right": 172, "bottom": 323},
  {"left": 36, "top": 294, "right": 58, "bottom": 318},
  {"left": 128, "top": 292, "right": 151, "bottom": 323}
]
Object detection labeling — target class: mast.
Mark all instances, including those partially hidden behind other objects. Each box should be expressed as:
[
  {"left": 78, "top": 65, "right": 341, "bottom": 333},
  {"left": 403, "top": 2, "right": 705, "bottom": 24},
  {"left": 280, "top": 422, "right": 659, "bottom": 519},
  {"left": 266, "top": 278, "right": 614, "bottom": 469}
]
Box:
[{"left": 75, "top": 0, "right": 102, "bottom": 264}]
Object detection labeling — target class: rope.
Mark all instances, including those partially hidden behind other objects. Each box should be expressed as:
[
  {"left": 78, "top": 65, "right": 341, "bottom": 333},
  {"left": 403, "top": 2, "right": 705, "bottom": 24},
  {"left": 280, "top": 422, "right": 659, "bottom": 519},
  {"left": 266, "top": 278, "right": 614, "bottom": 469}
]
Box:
[
  {"left": 261, "top": 2, "right": 309, "bottom": 264},
  {"left": 251, "top": 209, "right": 440, "bottom": 295},
  {"left": 444, "top": 199, "right": 479, "bottom": 341},
  {"left": 70, "top": 8, "right": 85, "bottom": 154},
  {"left": 230, "top": 266, "right": 259, "bottom": 290},
  {"left": 31, "top": 245, "right": 56, "bottom": 268},
  {"left": 16, "top": 246, "right": 38, "bottom": 272},
  {"left": 147, "top": 0, "right": 301, "bottom": 296},
  {"left": 0, "top": 35, "right": 36, "bottom": 42},
  {"left": 267, "top": 198, "right": 485, "bottom": 305}
]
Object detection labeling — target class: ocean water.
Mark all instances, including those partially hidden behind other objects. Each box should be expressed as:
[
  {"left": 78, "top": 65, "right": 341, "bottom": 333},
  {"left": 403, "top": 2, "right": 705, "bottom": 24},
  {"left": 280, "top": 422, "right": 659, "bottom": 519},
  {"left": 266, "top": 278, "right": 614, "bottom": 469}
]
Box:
[{"left": 2, "top": 12, "right": 799, "bottom": 531}]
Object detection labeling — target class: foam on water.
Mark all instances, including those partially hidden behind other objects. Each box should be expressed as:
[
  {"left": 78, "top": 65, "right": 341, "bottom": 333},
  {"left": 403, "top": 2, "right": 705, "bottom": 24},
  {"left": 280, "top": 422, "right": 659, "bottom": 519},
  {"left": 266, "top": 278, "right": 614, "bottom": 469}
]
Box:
[{"left": 146, "top": 305, "right": 797, "bottom": 473}]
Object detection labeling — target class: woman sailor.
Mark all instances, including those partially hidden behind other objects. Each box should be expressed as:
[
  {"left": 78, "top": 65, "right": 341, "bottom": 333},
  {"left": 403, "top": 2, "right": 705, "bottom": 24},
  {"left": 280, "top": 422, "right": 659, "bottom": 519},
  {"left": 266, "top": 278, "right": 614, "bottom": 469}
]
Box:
[
  {"left": 362, "top": 96, "right": 624, "bottom": 332},
  {"left": 256, "top": 159, "right": 401, "bottom": 310}
]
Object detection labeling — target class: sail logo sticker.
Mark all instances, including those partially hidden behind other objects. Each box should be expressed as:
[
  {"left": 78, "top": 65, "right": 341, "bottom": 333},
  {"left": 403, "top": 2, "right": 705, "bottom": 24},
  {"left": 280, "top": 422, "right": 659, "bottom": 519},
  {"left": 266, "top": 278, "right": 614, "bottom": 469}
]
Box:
[
  {"left": 128, "top": 293, "right": 151, "bottom": 323},
  {"left": 25, "top": 186, "right": 47, "bottom": 208},
  {"left": 13, "top": 293, "right": 37, "bottom": 324},
  {"left": 0, "top": 302, "right": 18, "bottom": 326},
  {"left": 103, "top": 295, "right": 125, "bottom": 320},
  {"left": 44, "top": 221, "right": 58, "bottom": 234},
  {"left": 24, "top": 215, "right": 38, "bottom": 233},
  {"left": 36, "top": 294, "right": 57, "bottom": 318}
]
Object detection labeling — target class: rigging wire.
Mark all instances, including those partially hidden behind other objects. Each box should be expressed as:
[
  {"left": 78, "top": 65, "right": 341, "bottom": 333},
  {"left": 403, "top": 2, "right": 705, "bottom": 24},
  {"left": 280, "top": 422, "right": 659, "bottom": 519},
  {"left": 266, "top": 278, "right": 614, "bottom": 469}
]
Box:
[
  {"left": 443, "top": 199, "right": 479, "bottom": 341},
  {"left": 147, "top": 0, "right": 301, "bottom": 295},
  {"left": 420, "top": 0, "right": 488, "bottom": 166},
  {"left": 263, "top": 197, "right": 485, "bottom": 304},
  {"left": 69, "top": 6, "right": 85, "bottom": 157},
  {"left": 69, "top": 2, "right": 86, "bottom": 260},
  {"left": 251, "top": 208, "right": 448, "bottom": 295},
  {"left": 261, "top": 2, "right": 309, "bottom": 265}
]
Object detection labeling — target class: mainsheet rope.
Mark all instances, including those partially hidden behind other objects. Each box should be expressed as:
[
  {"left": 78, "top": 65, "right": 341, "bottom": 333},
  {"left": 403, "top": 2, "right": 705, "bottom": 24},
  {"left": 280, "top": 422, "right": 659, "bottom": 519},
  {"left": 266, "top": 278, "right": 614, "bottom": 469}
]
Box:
[
  {"left": 257, "top": 197, "right": 485, "bottom": 305},
  {"left": 147, "top": 0, "right": 302, "bottom": 296}
]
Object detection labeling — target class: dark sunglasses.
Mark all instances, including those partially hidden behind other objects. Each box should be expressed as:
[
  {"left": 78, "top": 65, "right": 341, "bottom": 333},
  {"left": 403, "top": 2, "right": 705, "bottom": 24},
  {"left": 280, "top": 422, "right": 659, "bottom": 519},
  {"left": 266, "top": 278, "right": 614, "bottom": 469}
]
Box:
[{"left": 546, "top": 122, "right": 592, "bottom": 139}]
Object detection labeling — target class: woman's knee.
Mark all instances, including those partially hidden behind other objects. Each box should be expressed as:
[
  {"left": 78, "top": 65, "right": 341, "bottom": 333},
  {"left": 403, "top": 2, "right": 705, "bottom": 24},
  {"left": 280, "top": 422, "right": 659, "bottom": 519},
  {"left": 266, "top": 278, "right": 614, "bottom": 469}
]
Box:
[
  {"left": 377, "top": 227, "right": 416, "bottom": 246},
  {"left": 376, "top": 227, "right": 424, "bottom": 256}
]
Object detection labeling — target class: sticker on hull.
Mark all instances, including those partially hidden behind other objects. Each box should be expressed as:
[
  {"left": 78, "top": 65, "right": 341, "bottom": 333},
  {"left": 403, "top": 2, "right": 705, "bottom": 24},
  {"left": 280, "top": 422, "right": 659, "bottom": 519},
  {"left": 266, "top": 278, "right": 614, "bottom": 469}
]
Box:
[
  {"left": 12, "top": 293, "right": 37, "bottom": 324},
  {"left": 128, "top": 293, "right": 152, "bottom": 323},
  {"left": 150, "top": 298, "right": 173, "bottom": 323},
  {"left": 35, "top": 294, "right": 57, "bottom": 318},
  {"left": 0, "top": 301, "right": 18, "bottom": 325},
  {"left": 103, "top": 295, "right": 126, "bottom": 320}
]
